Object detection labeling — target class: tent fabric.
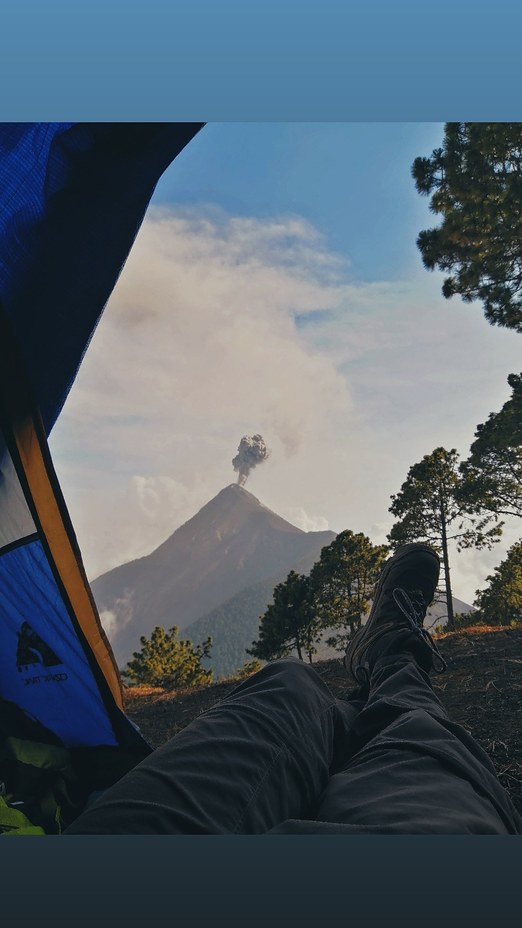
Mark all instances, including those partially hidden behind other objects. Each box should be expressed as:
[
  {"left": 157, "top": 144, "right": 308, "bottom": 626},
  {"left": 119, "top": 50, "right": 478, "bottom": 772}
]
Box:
[
  {"left": 0, "top": 123, "right": 203, "bottom": 434},
  {"left": 0, "top": 339, "right": 121, "bottom": 746},
  {"left": 0, "top": 122, "right": 204, "bottom": 752}
]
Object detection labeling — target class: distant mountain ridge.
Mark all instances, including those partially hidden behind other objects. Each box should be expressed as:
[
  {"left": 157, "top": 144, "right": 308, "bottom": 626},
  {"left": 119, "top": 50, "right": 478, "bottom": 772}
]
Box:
[{"left": 92, "top": 484, "right": 336, "bottom": 667}]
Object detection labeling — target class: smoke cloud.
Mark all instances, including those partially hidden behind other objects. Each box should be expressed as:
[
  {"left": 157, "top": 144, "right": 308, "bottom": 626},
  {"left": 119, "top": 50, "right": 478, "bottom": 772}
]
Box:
[{"left": 232, "top": 434, "right": 270, "bottom": 486}]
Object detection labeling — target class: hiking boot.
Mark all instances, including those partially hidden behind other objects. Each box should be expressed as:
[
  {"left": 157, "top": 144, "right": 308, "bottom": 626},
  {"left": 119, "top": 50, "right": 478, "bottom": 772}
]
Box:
[{"left": 344, "top": 543, "right": 447, "bottom": 684}]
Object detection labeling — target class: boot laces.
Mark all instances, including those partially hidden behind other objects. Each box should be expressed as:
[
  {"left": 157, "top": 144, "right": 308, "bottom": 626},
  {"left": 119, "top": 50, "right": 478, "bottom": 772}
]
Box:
[{"left": 393, "top": 587, "right": 447, "bottom": 673}]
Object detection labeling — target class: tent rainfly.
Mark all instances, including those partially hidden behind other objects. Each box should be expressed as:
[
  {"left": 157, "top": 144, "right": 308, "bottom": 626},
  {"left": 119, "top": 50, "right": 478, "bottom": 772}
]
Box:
[{"left": 0, "top": 123, "right": 204, "bottom": 829}]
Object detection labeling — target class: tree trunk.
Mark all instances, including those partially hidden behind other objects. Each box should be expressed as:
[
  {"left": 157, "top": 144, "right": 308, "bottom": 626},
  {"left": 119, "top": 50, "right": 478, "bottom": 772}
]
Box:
[
  {"left": 305, "top": 625, "right": 315, "bottom": 664},
  {"left": 439, "top": 488, "right": 455, "bottom": 630},
  {"left": 294, "top": 637, "right": 303, "bottom": 661}
]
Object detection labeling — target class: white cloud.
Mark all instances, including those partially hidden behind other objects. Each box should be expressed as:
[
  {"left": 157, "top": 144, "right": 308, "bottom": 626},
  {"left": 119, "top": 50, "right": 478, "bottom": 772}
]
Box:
[
  {"left": 99, "top": 591, "right": 134, "bottom": 637},
  {"left": 285, "top": 506, "right": 330, "bottom": 534},
  {"left": 49, "top": 206, "right": 522, "bottom": 605},
  {"left": 51, "top": 208, "right": 354, "bottom": 579}
]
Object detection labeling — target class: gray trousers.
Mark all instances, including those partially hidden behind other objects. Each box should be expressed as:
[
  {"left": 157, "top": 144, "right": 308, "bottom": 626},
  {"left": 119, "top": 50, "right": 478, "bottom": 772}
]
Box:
[{"left": 65, "top": 654, "right": 521, "bottom": 835}]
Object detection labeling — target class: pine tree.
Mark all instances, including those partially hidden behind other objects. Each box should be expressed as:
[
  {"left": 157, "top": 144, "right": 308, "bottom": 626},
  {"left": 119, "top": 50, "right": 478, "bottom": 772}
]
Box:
[
  {"left": 248, "top": 571, "right": 320, "bottom": 663},
  {"left": 474, "top": 541, "right": 522, "bottom": 626},
  {"left": 309, "top": 530, "right": 388, "bottom": 652},
  {"left": 459, "top": 373, "right": 522, "bottom": 520},
  {"left": 123, "top": 625, "right": 213, "bottom": 688},
  {"left": 412, "top": 123, "right": 522, "bottom": 331},
  {"left": 388, "top": 447, "right": 502, "bottom": 628}
]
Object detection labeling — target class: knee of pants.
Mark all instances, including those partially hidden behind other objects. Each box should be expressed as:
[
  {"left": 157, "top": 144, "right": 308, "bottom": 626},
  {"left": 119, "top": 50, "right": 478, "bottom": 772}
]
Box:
[
  {"left": 255, "top": 656, "right": 333, "bottom": 704},
  {"left": 223, "top": 657, "right": 335, "bottom": 720}
]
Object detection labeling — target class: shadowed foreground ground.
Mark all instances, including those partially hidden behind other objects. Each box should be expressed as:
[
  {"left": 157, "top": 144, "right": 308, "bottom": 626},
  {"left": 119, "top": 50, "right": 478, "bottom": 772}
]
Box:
[{"left": 124, "top": 626, "right": 522, "bottom": 817}]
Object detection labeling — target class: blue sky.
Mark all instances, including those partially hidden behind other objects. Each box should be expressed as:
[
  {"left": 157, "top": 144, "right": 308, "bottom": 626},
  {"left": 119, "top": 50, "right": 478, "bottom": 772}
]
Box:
[
  {"left": 152, "top": 123, "right": 444, "bottom": 281},
  {"left": 50, "top": 123, "right": 522, "bottom": 612}
]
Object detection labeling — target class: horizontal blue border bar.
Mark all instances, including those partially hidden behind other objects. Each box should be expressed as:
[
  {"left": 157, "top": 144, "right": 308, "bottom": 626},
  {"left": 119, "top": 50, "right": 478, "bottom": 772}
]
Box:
[{"left": 1, "top": 2, "right": 522, "bottom": 119}]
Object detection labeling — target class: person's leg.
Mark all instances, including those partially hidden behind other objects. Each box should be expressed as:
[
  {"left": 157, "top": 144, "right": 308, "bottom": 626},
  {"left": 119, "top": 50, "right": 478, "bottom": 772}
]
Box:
[
  {"left": 312, "top": 545, "right": 522, "bottom": 834},
  {"left": 313, "top": 649, "right": 521, "bottom": 833},
  {"left": 64, "top": 657, "right": 361, "bottom": 834}
]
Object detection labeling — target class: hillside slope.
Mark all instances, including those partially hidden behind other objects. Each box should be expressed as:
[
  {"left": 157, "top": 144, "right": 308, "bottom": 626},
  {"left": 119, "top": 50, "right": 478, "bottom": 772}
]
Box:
[{"left": 185, "top": 538, "right": 345, "bottom": 678}]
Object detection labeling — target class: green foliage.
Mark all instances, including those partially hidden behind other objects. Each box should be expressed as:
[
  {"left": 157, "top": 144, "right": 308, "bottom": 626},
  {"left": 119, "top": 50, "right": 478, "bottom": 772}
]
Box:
[
  {"left": 250, "top": 532, "right": 390, "bottom": 660},
  {"left": 123, "top": 625, "right": 213, "bottom": 689},
  {"left": 389, "top": 447, "right": 502, "bottom": 553},
  {"left": 388, "top": 447, "right": 502, "bottom": 628},
  {"left": 433, "top": 610, "right": 482, "bottom": 634},
  {"left": 223, "top": 658, "right": 263, "bottom": 683},
  {"left": 452, "top": 610, "right": 483, "bottom": 629},
  {"left": 474, "top": 541, "right": 522, "bottom": 626},
  {"left": 248, "top": 571, "right": 320, "bottom": 663},
  {"left": 412, "top": 123, "right": 522, "bottom": 331},
  {"left": 309, "top": 530, "right": 389, "bottom": 652},
  {"left": 458, "top": 373, "right": 522, "bottom": 520}
]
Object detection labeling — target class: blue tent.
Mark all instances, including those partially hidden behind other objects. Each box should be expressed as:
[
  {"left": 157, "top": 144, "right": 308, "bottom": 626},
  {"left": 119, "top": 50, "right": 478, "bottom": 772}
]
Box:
[{"left": 0, "top": 124, "right": 203, "bottom": 765}]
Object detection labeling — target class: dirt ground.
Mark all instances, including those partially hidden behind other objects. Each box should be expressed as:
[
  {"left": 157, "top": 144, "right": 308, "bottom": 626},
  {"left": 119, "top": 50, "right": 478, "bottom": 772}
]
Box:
[{"left": 124, "top": 625, "right": 522, "bottom": 819}]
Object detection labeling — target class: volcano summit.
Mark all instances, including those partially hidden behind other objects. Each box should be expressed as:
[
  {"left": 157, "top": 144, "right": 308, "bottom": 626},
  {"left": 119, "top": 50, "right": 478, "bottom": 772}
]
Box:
[{"left": 92, "top": 484, "right": 335, "bottom": 670}]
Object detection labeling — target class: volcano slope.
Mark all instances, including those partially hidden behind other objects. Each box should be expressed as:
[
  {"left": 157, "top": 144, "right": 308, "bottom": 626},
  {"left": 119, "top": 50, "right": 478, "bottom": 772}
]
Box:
[{"left": 124, "top": 625, "right": 522, "bottom": 818}]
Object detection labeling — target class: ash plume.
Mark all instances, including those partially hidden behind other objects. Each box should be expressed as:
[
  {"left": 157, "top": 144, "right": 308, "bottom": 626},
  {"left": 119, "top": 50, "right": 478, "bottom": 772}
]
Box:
[{"left": 232, "top": 435, "right": 270, "bottom": 486}]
